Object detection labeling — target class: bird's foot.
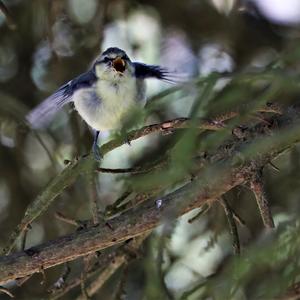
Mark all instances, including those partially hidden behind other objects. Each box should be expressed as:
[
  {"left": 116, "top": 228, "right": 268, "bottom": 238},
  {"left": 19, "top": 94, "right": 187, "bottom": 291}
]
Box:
[
  {"left": 124, "top": 136, "right": 131, "bottom": 146},
  {"left": 92, "top": 143, "right": 103, "bottom": 161}
]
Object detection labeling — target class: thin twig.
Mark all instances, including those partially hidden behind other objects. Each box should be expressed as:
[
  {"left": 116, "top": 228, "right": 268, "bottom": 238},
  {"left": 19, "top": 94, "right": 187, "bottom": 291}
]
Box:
[
  {"left": 76, "top": 255, "right": 125, "bottom": 300},
  {"left": 188, "top": 204, "right": 211, "bottom": 223},
  {"left": 16, "top": 275, "right": 32, "bottom": 287},
  {"left": 80, "top": 273, "right": 90, "bottom": 300},
  {"left": 250, "top": 173, "right": 275, "bottom": 229},
  {"left": 220, "top": 198, "right": 241, "bottom": 255},
  {"left": 79, "top": 176, "right": 102, "bottom": 298},
  {"left": 75, "top": 235, "right": 147, "bottom": 300},
  {"left": 50, "top": 236, "right": 147, "bottom": 300},
  {"left": 113, "top": 264, "right": 128, "bottom": 300},
  {"left": 3, "top": 104, "right": 281, "bottom": 255},
  {"left": 231, "top": 209, "right": 246, "bottom": 227},
  {"left": 0, "top": 286, "right": 14, "bottom": 298},
  {"left": 21, "top": 229, "right": 28, "bottom": 251},
  {"left": 0, "top": 1, "right": 17, "bottom": 29},
  {"left": 96, "top": 165, "right": 159, "bottom": 174},
  {"left": 39, "top": 266, "right": 46, "bottom": 285},
  {"left": 268, "top": 161, "right": 280, "bottom": 172},
  {"left": 55, "top": 212, "right": 82, "bottom": 227},
  {"left": 88, "top": 176, "right": 100, "bottom": 225},
  {"left": 218, "top": 200, "right": 246, "bottom": 227}
]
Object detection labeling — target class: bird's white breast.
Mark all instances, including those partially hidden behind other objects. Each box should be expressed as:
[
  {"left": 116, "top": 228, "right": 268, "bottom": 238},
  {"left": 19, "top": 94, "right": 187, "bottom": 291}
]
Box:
[{"left": 73, "top": 76, "right": 144, "bottom": 131}]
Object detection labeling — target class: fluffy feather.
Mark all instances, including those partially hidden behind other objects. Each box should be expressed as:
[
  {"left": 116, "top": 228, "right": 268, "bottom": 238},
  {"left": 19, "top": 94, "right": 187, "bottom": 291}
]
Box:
[
  {"left": 133, "top": 62, "right": 182, "bottom": 83},
  {"left": 26, "top": 70, "right": 96, "bottom": 128}
]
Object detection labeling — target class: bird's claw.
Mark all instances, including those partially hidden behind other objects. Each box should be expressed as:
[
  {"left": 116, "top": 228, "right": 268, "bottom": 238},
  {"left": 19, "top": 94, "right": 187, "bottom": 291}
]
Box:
[
  {"left": 125, "top": 136, "right": 131, "bottom": 146},
  {"left": 92, "top": 143, "right": 103, "bottom": 161}
]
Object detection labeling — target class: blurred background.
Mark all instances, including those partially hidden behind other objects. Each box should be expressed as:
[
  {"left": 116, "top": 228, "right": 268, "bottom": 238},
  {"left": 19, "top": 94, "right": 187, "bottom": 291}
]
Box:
[{"left": 1, "top": 0, "right": 300, "bottom": 299}]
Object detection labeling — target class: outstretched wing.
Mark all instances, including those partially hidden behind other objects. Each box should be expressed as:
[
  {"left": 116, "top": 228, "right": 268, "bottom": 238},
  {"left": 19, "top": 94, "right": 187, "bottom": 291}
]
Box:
[
  {"left": 133, "top": 62, "right": 183, "bottom": 84},
  {"left": 27, "top": 70, "right": 97, "bottom": 128}
]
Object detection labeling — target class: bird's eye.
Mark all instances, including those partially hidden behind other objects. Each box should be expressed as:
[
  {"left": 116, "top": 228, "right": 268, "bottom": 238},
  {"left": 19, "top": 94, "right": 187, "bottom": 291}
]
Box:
[{"left": 103, "top": 57, "right": 109, "bottom": 63}]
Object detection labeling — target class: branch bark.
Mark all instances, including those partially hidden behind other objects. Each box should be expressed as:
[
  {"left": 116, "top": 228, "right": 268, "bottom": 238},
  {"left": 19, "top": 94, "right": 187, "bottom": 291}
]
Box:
[{"left": 0, "top": 161, "right": 246, "bottom": 285}]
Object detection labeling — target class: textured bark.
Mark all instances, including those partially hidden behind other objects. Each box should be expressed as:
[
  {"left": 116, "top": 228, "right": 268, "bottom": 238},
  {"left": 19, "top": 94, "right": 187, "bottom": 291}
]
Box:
[{"left": 0, "top": 163, "right": 246, "bottom": 285}]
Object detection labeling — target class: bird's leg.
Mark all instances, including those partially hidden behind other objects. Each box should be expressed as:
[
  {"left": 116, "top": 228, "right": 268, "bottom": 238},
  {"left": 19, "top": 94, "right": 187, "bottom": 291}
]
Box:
[
  {"left": 120, "top": 129, "right": 131, "bottom": 146},
  {"left": 125, "top": 136, "right": 131, "bottom": 146},
  {"left": 92, "top": 130, "right": 102, "bottom": 161}
]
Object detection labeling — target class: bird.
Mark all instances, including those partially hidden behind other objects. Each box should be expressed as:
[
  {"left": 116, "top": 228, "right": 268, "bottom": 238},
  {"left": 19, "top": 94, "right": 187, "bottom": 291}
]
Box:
[{"left": 27, "top": 47, "right": 178, "bottom": 160}]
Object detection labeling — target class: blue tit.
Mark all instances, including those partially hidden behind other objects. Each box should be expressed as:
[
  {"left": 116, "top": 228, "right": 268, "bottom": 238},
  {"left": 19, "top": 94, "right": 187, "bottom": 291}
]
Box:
[{"left": 27, "top": 47, "right": 177, "bottom": 160}]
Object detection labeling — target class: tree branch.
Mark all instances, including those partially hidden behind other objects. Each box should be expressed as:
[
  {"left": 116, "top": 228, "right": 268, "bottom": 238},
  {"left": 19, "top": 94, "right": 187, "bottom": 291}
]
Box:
[
  {"left": 0, "top": 1, "right": 17, "bottom": 30},
  {"left": 0, "top": 160, "right": 246, "bottom": 285},
  {"left": 1, "top": 116, "right": 238, "bottom": 254},
  {"left": 0, "top": 105, "right": 298, "bottom": 285},
  {"left": 4, "top": 104, "right": 282, "bottom": 255}
]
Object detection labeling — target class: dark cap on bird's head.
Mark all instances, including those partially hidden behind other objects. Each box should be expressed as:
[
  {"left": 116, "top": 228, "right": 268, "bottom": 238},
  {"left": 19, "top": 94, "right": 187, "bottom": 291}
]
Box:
[
  {"left": 101, "top": 47, "right": 129, "bottom": 59},
  {"left": 95, "top": 47, "right": 132, "bottom": 75}
]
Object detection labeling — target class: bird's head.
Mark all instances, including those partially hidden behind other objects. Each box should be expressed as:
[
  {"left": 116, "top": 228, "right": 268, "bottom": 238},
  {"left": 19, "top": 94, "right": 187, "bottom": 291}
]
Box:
[{"left": 94, "top": 47, "right": 134, "bottom": 82}]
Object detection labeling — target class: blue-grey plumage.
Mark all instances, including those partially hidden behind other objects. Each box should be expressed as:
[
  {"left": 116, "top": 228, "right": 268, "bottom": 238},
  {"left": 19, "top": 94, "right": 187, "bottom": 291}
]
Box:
[{"left": 27, "top": 47, "right": 178, "bottom": 159}]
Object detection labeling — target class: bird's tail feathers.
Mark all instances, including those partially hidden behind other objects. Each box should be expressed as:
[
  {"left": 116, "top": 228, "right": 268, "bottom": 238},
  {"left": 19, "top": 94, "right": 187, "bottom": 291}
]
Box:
[{"left": 26, "top": 86, "right": 72, "bottom": 129}]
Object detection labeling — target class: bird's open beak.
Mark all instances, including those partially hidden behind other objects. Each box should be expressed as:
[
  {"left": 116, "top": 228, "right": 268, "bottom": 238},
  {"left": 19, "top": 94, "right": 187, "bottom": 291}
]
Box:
[{"left": 112, "top": 57, "right": 126, "bottom": 73}]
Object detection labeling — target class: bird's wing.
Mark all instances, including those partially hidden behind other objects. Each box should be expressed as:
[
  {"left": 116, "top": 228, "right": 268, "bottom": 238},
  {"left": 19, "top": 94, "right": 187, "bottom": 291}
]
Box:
[
  {"left": 133, "top": 62, "right": 183, "bottom": 84},
  {"left": 27, "top": 70, "right": 97, "bottom": 129}
]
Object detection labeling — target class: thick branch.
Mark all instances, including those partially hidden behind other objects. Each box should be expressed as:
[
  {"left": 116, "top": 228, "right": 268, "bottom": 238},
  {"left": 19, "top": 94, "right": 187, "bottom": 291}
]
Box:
[
  {"left": 250, "top": 174, "right": 275, "bottom": 228},
  {"left": 0, "top": 162, "right": 247, "bottom": 284},
  {"left": 0, "top": 105, "right": 298, "bottom": 285}
]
